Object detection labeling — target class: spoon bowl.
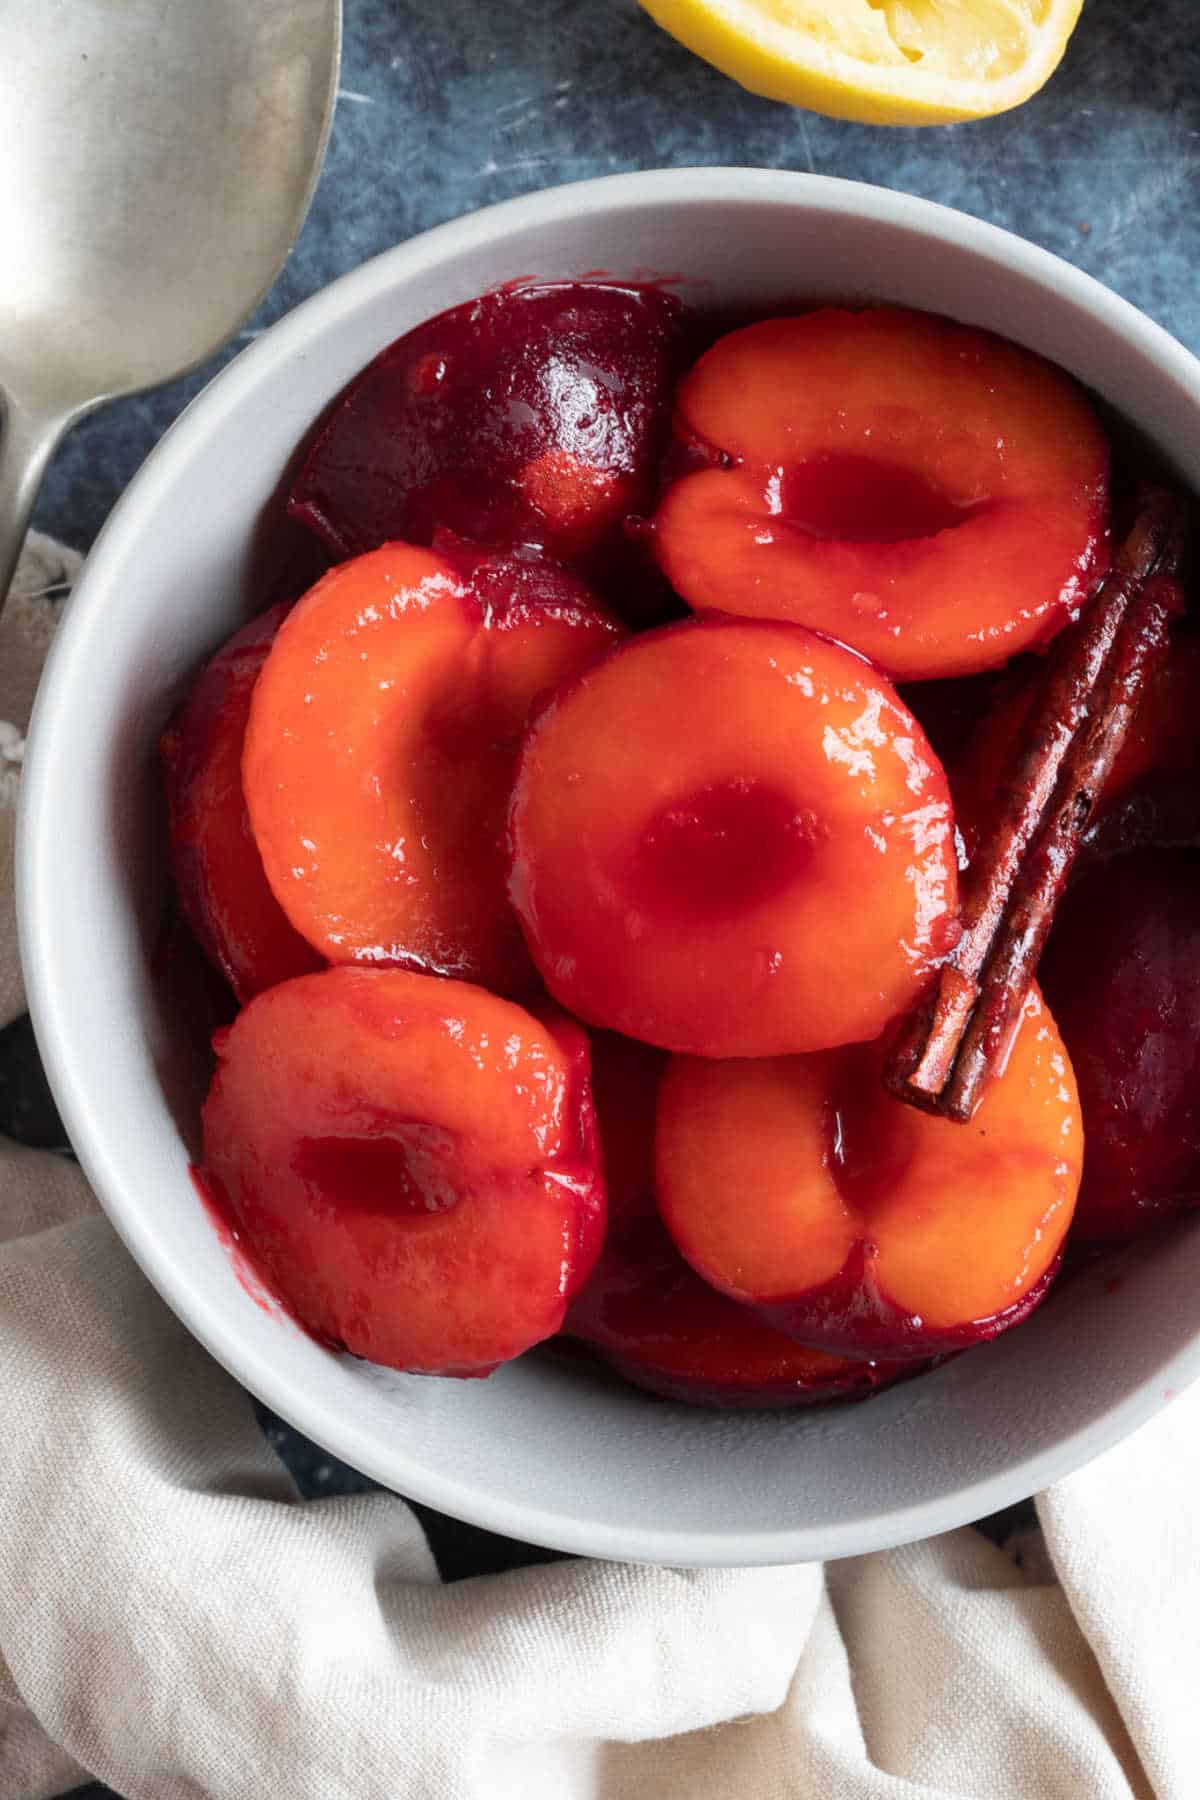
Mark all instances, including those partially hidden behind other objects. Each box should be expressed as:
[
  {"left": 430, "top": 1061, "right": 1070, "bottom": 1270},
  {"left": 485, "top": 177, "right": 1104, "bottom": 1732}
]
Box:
[{"left": 0, "top": 0, "right": 341, "bottom": 601}]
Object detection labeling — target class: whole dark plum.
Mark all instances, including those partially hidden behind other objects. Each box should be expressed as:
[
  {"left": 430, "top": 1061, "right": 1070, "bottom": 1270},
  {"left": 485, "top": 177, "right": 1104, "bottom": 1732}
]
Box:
[{"left": 287, "top": 281, "right": 684, "bottom": 623}]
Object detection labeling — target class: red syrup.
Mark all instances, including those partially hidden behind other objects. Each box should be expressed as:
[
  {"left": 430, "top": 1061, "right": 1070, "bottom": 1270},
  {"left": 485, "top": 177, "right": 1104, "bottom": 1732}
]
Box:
[
  {"left": 630, "top": 778, "right": 818, "bottom": 926},
  {"left": 291, "top": 1129, "right": 460, "bottom": 1219},
  {"left": 778, "top": 453, "right": 976, "bottom": 544}
]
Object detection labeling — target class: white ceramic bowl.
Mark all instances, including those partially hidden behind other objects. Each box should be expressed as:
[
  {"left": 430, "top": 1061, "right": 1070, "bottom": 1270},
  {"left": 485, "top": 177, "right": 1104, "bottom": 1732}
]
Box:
[{"left": 20, "top": 169, "right": 1200, "bottom": 1566}]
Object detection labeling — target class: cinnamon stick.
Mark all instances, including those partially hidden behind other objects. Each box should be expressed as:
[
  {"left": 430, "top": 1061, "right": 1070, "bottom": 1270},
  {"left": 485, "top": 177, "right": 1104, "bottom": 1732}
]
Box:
[
  {"left": 886, "top": 489, "right": 1187, "bottom": 1121},
  {"left": 941, "top": 570, "right": 1182, "bottom": 1118}
]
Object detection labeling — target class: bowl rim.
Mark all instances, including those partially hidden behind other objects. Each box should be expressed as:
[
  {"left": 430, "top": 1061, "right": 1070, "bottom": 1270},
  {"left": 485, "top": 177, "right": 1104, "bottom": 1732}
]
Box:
[{"left": 19, "top": 165, "right": 1200, "bottom": 1566}]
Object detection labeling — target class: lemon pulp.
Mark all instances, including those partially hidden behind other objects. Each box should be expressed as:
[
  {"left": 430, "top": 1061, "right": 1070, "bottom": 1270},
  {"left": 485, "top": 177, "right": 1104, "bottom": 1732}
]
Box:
[{"left": 640, "top": 0, "right": 1083, "bottom": 124}]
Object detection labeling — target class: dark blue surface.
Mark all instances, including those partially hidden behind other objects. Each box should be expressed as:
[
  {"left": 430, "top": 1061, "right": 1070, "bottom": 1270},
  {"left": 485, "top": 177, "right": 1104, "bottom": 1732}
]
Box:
[
  {"left": 19, "top": 0, "right": 1200, "bottom": 1791},
  {"left": 32, "top": 0, "right": 1200, "bottom": 557}
]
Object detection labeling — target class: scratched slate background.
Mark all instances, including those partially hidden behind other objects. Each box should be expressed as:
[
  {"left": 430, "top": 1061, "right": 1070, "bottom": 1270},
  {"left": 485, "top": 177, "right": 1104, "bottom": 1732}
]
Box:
[
  {"left": 17, "top": 0, "right": 1200, "bottom": 1793},
  {"left": 30, "top": 0, "right": 1200, "bottom": 557}
]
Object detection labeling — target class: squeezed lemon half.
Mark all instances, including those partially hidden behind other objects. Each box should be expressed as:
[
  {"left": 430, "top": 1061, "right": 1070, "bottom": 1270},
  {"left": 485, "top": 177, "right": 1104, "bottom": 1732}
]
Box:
[{"left": 640, "top": 0, "right": 1084, "bottom": 124}]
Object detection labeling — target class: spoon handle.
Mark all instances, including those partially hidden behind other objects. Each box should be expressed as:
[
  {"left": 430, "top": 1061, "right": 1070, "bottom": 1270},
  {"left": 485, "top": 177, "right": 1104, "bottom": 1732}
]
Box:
[{"left": 0, "top": 394, "right": 65, "bottom": 617}]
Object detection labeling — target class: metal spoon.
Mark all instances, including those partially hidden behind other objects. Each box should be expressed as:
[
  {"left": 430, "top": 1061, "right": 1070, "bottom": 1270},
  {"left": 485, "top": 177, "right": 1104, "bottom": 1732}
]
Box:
[{"left": 0, "top": 0, "right": 342, "bottom": 608}]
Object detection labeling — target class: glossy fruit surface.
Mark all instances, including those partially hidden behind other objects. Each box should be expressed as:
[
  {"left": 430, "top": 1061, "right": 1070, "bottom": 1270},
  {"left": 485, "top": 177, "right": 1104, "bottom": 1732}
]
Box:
[
  {"left": 244, "top": 542, "right": 621, "bottom": 994},
  {"left": 657, "top": 985, "right": 1081, "bottom": 1358},
  {"left": 287, "top": 281, "right": 683, "bottom": 585},
  {"left": 200, "top": 968, "right": 604, "bottom": 1375},
  {"left": 654, "top": 308, "right": 1109, "bottom": 680},
  {"left": 160, "top": 604, "right": 323, "bottom": 1001},
  {"left": 1041, "top": 848, "right": 1200, "bottom": 1248},
  {"left": 567, "top": 1031, "right": 920, "bottom": 1407},
  {"left": 509, "top": 616, "right": 959, "bottom": 1057}
]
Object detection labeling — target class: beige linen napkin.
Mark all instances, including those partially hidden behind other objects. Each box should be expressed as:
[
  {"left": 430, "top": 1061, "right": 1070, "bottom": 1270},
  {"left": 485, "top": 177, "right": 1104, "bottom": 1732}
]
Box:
[{"left": 2, "top": 538, "right": 1198, "bottom": 1800}]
